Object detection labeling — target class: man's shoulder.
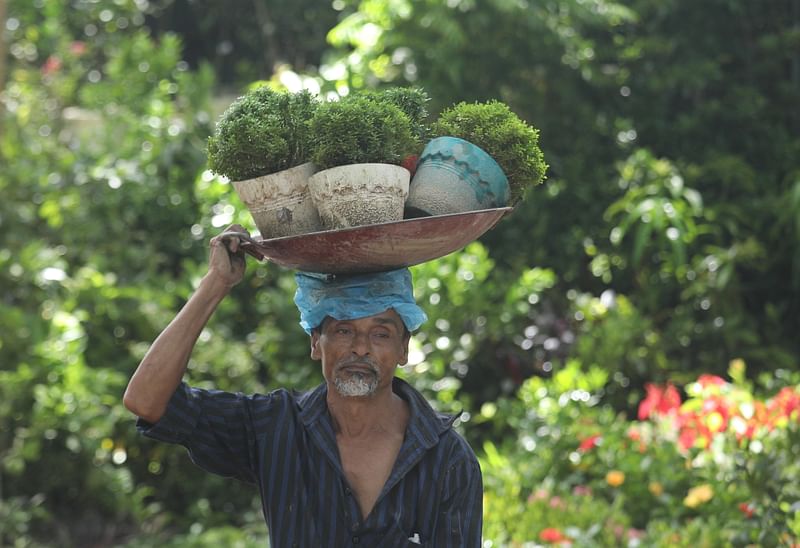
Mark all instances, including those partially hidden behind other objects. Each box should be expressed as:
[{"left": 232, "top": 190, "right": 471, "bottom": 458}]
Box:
[
  {"left": 246, "top": 386, "right": 319, "bottom": 413},
  {"left": 194, "top": 385, "right": 309, "bottom": 417},
  {"left": 438, "top": 423, "right": 479, "bottom": 462},
  {"left": 203, "top": 382, "right": 326, "bottom": 425},
  {"left": 425, "top": 412, "right": 481, "bottom": 474}
]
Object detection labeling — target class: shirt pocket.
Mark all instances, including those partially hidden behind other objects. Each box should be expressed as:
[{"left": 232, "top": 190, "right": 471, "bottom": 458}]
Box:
[{"left": 374, "top": 521, "right": 429, "bottom": 548}]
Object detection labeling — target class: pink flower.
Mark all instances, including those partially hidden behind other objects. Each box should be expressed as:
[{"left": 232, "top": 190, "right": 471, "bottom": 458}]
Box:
[
  {"left": 627, "top": 528, "right": 646, "bottom": 540},
  {"left": 626, "top": 426, "right": 642, "bottom": 441},
  {"left": 42, "top": 56, "right": 62, "bottom": 76},
  {"left": 529, "top": 488, "right": 549, "bottom": 502},
  {"left": 697, "top": 374, "right": 727, "bottom": 388},
  {"left": 69, "top": 41, "right": 87, "bottom": 56},
  {"left": 573, "top": 485, "right": 592, "bottom": 497},
  {"left": 548, "top": 496, "right": 565, "bottom": 509}
]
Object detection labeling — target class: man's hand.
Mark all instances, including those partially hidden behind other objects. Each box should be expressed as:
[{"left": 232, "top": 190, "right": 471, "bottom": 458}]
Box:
[{"left": 207, "top": 224, "right": 249, "bottom": 288}]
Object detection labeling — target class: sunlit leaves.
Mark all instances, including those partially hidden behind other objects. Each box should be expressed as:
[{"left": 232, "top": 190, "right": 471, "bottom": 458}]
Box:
[{"left": 605, "top": 149, "right": 705, "bottom": 275}]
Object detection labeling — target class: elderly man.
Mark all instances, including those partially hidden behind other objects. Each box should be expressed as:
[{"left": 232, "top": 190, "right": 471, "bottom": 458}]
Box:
[{"left": 123, "top": 226, "right": 483, "bottom": 547}]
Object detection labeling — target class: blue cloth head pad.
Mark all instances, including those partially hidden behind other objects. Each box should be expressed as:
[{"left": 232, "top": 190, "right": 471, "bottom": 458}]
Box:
[{"left": 294, "top": 268, "right": 427, "bottom": 334}]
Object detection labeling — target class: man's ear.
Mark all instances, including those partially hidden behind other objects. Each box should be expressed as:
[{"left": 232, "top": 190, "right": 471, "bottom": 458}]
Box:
[{"left": 310, "top": 330, "right": 321, "bottom": 361}]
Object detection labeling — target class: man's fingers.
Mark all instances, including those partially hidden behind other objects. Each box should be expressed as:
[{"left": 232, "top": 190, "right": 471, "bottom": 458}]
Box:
[
  {"left": 220, "top": 224, "right": 248, "bottom": 241},
  {"left": 222, "top": 234, "right": 240, "bottom": 254},
  {"left": 212, "top": 228, "right": 253, "bottom": 255}
]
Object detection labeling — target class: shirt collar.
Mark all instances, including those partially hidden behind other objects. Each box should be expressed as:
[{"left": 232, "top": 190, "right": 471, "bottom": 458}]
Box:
[{"left": 296, "top": 377, "right": 456, "bottom": 449}]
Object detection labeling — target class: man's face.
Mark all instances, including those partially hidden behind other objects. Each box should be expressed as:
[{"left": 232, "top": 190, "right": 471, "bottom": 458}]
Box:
[{"left": 310, "top": 309, "right": 410, "bottom": 398}]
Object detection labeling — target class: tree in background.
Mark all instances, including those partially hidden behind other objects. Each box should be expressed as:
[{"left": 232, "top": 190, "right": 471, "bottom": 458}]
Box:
[
  {"left": 145, "top": 0, "right": 342, "bottom": 87},
  {"left": 1, "top": 0, "right": 302, "bottom": 544}
]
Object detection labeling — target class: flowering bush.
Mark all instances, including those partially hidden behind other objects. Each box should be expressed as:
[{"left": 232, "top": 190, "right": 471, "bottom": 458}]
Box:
[
  {"left": 480, "top": 360, "right": 800, "bottom": 546},
  {"left": 634, "top": 364, "right": 800, "bottom": 452}
]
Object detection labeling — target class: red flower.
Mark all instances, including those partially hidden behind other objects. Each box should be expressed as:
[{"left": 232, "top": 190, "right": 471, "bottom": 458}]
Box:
[
  {"left": 578, "top": 434, "right": 601, "bottom": 452},
  {"left": 676, "top": 411, "right": 711, "bottom": 451},
  {"left": 738, "top": 502, "right": 755, "bottom": 518},
  {"left": 638, "top": 382, "right": 682, "bottom": 420},
  {"left": 701, "top": 395, "right": 732, "bottom": 433},
  {"left": 768, "top": 387, "right": 800, "bottom": 421},
  {"left": 401, "top": 154, "right": 419, "bottom": 175},
  {"left": 744, "top": 400, "right": 769, "bottom": 437},
  {"left": 540, "top": 527, "right": 570, "bottom": 544},
  {"left": 678, "top": 427, "right": 697, "bottom": 451}
]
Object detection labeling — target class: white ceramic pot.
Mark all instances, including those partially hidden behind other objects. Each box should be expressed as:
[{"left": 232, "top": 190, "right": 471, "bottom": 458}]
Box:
[
  {"left": 308, "top": 163, "right": 410, "bottom": 230},
  {"left": 232, "top": 162, "right": 322, "bottom": 238}
]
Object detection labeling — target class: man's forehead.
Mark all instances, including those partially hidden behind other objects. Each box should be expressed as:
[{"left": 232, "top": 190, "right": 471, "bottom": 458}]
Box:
[
  {"left": 369, "top": 309, "right": 404, "bottom": 327},
  {"left": 324, "top": 309, "right": 403, "bottom": 328}
]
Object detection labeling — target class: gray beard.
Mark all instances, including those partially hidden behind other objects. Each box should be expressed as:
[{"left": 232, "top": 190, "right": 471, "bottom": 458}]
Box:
[{"left": 333, "top": 364, "right": 380, "bottom": 397}]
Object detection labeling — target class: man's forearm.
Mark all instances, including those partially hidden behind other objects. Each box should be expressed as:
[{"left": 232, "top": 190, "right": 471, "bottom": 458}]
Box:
[{"left": 123, "top": 274, "right": 230, "bottom": 423}]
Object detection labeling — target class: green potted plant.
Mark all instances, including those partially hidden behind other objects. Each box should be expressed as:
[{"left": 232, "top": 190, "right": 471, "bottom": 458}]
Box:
[
  {"left": 206, "top": 86, "right": 322, "bottom": 237},
  {"left": 406, "top": 100, "right": 547, "bottom": 217},
  {"left": 307, "top": 91, "right": 420, "bottom": 229},
  {"left": 359, "top": 87, "right": 431, "bottom": 144}
]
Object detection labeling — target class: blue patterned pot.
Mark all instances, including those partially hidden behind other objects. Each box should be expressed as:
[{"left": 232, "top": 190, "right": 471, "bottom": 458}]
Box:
[{"left": 405, "top": 136, "right": 509, "bottom": 217}]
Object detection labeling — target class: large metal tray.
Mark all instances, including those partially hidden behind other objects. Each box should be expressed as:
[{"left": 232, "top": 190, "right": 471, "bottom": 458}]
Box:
[{"left": 237, "top": 207, "right": 512, "bottom": 274}]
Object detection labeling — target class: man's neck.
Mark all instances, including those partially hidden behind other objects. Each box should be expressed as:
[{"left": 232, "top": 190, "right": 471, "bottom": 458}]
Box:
[{"left": 326, "top": 382, "right": 408, "bottom": 439}]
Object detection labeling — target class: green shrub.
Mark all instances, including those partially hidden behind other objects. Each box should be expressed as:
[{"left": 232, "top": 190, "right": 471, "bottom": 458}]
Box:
[
  {"left": 359, "top": 87, "right": 431, "bottom": 143},
  {"left": 308, "top": 94, "right": 417, "bottom": 170},
  {"left": 207, "top": 87, "right": 318, "bottom": 181},
  {"left": 432, "top": 100, "right": 547, "bottom": 205}
]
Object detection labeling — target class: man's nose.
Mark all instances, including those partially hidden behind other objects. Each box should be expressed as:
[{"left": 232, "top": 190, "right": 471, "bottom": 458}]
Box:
[{"left": 351, "top": 331, "right": 370, "bottom": 355}]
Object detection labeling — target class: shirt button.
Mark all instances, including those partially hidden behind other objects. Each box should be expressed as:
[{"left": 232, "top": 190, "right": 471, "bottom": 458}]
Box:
[
  {"left": 344, "top": 487, "right": 352, "bottom": 495},
  {"left": 352, "top": 536, "right": 360, "bottom": 544}
]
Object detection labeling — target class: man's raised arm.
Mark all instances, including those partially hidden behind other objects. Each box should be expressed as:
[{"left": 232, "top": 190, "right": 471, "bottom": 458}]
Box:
[{"left": 123, "top": 226, "right": 249, "bottom": 423}]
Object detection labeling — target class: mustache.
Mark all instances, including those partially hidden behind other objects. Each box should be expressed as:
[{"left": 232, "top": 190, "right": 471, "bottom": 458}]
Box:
[{"left": 335, "top": 357, "right": 379, "bottom": 372}]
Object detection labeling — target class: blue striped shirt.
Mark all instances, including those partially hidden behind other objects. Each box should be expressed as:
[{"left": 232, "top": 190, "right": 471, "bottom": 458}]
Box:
[{"left": 137, "top": 377, "right": 483, "bottom": 547}]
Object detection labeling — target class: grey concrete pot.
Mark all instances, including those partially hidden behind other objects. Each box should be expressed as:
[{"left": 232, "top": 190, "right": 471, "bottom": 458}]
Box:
[{"left": 232, "top": 162, "right": 322, "bottom": 238}]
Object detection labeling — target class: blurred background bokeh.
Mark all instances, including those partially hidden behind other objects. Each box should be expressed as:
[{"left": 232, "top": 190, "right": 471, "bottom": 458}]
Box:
[{"left": 1, "top": 0, "right": 799, "bottom": 546}]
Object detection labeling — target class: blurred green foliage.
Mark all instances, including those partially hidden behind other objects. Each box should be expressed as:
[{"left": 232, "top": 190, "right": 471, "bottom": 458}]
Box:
[{"left": 1, "top": 0, "right": 798, "bottom": 545}]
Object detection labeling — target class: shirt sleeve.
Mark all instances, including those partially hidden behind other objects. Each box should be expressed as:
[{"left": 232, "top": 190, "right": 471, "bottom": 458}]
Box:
[
  {"left": 430, "top": 443, "right": 484, "bottom": 548},
  {"left": 136, "top": 382, "right": 277, "bottom": 484}
]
